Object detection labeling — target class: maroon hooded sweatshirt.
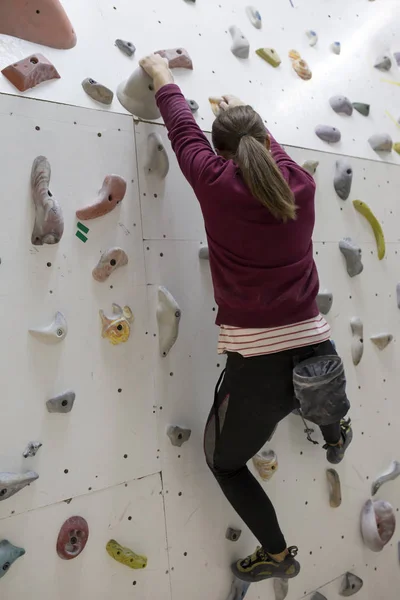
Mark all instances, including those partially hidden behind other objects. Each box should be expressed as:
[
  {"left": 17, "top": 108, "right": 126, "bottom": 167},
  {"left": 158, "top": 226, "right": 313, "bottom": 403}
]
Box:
[{"left": 156, "top": 84, "right": 319, "bottom": 328}]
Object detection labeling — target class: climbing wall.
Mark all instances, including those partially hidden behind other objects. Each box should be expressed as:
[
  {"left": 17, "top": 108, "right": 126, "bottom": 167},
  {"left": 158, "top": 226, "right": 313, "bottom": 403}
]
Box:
[{"left": 1, "top": 0, "right": 400, "bottom": 599}]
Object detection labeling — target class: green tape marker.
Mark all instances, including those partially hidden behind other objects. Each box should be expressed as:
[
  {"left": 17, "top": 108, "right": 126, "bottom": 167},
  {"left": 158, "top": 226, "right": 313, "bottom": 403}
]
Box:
[
  {"left": 76, "top": 230, "right": 88, "bottom": 243},
  {"left": 77, "top": 222, "right": 89, "bottom": 234}
]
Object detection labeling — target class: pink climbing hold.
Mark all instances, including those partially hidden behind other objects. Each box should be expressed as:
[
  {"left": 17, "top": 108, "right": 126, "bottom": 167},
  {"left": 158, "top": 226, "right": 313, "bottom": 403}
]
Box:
[{"left": 155, "top": 48, "right": 193, "bottom": 70}]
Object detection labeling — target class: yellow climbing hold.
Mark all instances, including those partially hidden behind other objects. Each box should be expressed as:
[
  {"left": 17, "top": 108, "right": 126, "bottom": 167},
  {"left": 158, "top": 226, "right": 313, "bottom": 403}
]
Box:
[
  {"left": 393, "top": 142, "right": 400, "bottom": 155},
  {"left": 256, "top": 48, "right": 281, "bottom": 67},
  {"left": 288, "top": 49, "right": 301, "bottom": 61},
  {"left": 106, "top": 539, "right": 148, "bottom": 570},
  {"left": 353, "top": 200, "right": 385, "bottom": 260}
]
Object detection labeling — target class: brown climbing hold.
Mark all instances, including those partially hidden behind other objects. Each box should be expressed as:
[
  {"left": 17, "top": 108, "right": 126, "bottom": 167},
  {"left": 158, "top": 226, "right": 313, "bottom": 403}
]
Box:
[
  {"left": 92, "top": 248, "right": 128, "bottom": 282},
  {"left": 155, "top": 48, "right": 193, "bottom": 70},
  {"left": 76, "top": 176, "right": 127, "bottom": 220},
  {"left": 56, "top": 516, "right": 89, "bottom": 560},
  {"left": 2, "top": 54, "right": 60, "bottom": 92},
  {"left": 0, "top": 0, "right": 77, "bottom": 49}
]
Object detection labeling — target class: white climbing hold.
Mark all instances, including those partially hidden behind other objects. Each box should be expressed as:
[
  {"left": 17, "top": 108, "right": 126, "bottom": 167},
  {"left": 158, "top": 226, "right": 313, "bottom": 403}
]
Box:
[
  {"left": 330, "top": 42, "right": 341, "bottom": 55},
  {"left": 0, "top": 472, "right": 39, "bottom": 501},
  {"left": 339, "top": 573, "right": 363, "bottom": 597},
  {"left": 117, "top": 67, "right": 160, "bottom": 119},
  {"left": 334, "top": 158, "right": 353, "bottom": 200},
  {"left": 339, "top": 238, "right": 363, "bottom": 277},
  {"left": 302, "top": 160, "right": 319, "bottom": 175},
  {"left": 316, "top": 289, "right": 333, "bottom": 315},
  {"left": 315, "top": 125, "right": 341, "bottom": 143},
  {"left": 360, "top": 499, "right": 395, "bottom": 552},
  {"left": 371, "top": 460, "right": 400, "bottom": 496},
  {"left": 305, "top": 30, "right": 318, "bottom": 46},
  {"left": 29, "top": 311, "right": 68, "bottom": 343},
  {"left": 226, "top": 578, "right": 251, "bottom": 600},
  {"left": 350, "top": 317, "right": 363, "bottom": 366},
  {"left": 370, "top": 333, "right": 393, "bottom": 350},
  {"left": 199, "top": 246, "right": 209, "bottom": 260},
  {"left": 145, "top": 132, "right": 169, "bottom": 179},
  {"left": 274, "top": 578, "right": 288, "bottom": 600},
  {"left": 228, "top": 26, "right": 250, "bottom": 59},
  {"left": 245, "top": 6, "right": 262, "bottom": 29},
  {"left": 252, "top": 449, "right": 278, "bottom": 481},
  {"left": 368, "top": 133, "right": 392, "bottom": 152},
  {"left": 374, "top": 54, "right": 392, "bottom": 71},
  {"left": 329, "top": 95, "right": 353, "bottom": 116},
  {"left": 157, "top": 286, "right": 181, "bottom": 357}
]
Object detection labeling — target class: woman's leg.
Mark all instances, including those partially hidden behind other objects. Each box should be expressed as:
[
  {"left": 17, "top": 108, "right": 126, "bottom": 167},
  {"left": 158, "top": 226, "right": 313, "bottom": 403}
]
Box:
[{"left": 204, "top": 350, "right": 297, "bottom": 554}]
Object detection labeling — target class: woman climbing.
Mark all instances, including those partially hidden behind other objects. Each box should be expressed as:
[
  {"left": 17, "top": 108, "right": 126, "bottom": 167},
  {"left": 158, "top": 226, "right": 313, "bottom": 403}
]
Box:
[{"left": 139, "top": 54, "right": 352, "bottom": 584}]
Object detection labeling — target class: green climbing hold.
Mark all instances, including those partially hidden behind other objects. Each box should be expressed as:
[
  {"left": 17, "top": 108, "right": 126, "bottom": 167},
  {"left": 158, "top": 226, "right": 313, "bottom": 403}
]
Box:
[
  {"left": 106, "top": 539, "right": 147, "bottom": 570},
  {"left": 256, "top": 48, "right": 281, "bottom": 67},
  {"left": 393, "top": 142, "right": 400, "bottom": 155},
  {"left": 352, "top": 102, "right": 370, "bottom": 117}
]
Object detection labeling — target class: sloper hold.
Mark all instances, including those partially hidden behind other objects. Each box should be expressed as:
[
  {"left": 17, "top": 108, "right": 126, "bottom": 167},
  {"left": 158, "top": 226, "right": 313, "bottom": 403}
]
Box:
[
  {"left": 326, "top": 468, "right": 341, "bottom": 507},
  {"left": 46, "top": 390, "right": 76, "bottom": 413},
  {"left": 329, "top": 95, "right": 353, "bottom": 116},
  {"left": 225, "top": 527, "right": 242, "bottom": 542},
  {"left": 374, "top": 55, "right": 392, "bottom": 71},
  {"left": 352, "top": 102, "right": 370, "bottom": 116},
  {"left": 115, "top": 39, "right": 135, "bottom": 57},
  {"left": 316, "top": 289, "right": 333, "bottom": 315},
  {"left": 256, "top": 48, "right": 281, "bottom": 68},
  {"left": 57, "top": 516, "right": 89, "bottom": 560},
  {"left": 167, "top": 426, "right": 191, "bottom": 447},
  {"left": 92, "top": 248, "right": 128, "bottom": 282},
  {"left": 99, "top": 304, "right": 134, "bottom": 345},
  {"left": 0, "top": 540, "right": 25, "bottom": 580},
  {"left": 331, "top": 41, "right": 341, "bottom": 55},
  {"left": 302, "top": 160, "right": 319, "bottom": 175},
  {"left": 31, "top": 156, "right": 64, "bottom": 245},
  {"left": 229, "top": 26, "right": 250, "bottom": 59},
  {"left": 252, "top": 449, "right": 278, "bottom": 481},
  {"left": 292, "top": 58, "right": 312, "bottom": 80},
  {"left": 199, "top": 246, "right": 209, "bottom": 259},
  {"left": 368, "top": 133, "right": 392, "bottom": 152},
  {"left": 353, "top": 200, "right": 385, "bottom": 259},
  {"left": 311, "top": 593, "right": 327, "bottom": 600},
  {"left": 226, "top": 578, "right": 251, "bottom": 600},
  {"left": 306, "top": 30, "right": 318, "bottom": 46},
  {"left": 29, "top": 311, "right": 68, "bottom": 343},
  {"left": 0, "top": 0, "right": 76, "bottom": 49},
  {"left": 371, "top": 460, "right": 400, "bottom": 496},
  {"left": 117, "top": 67, "right": 160, "bottom": 119},
  {"left": 246, "top": 6, "right": 262, "bottom": 29},
  {"left": 370, "top": 333, "right": 393, "bottom": 350},
  {"left": 0, "top": 471, "right": 39, "bottom": 501},
  {"left": 334, "top": 159, "right": 353, "bottom": 200},
  {"left": 106, "top": 539, "right": 147, "bottom": 569},
  {"left": 81, "top": 78, "right": 113, "bottom": 105},
  {"left": 339, "top": 572, "right": 363, "bottom": 596},
  {"left": 146, "top": 132, "right": 170, "bottom": 179},
  {"left": 2, "top": 53, "right": 60, "bottom": 92},
  {"left": 360, "top": 499, "right": 395, "bottom": 552},
  {"left": 339, "top": 238, "right": 363, "bottom": 277},
  {"left": 186, "top": 98, "right": 199, "bottom": 113},
  {"left": 157, "top": 286, "right": 182, "bottom": 357},
  {"left": 23, "top": 441, "right": 42, "bottom": 458},
  {"left": 155, "top": 48, "right": 193, "bottom": 69},
  {"left": 350, "top": 317, "right": 363, "bottom": 366},
  {"left": 315, "top": 125, "right": 341, "bottom": 143},
  {"left": 76, "top": 175, "right": 127, "bottom": 220},
  {"left": 274, "top": 578, "right": 289, "bottom": 600}
]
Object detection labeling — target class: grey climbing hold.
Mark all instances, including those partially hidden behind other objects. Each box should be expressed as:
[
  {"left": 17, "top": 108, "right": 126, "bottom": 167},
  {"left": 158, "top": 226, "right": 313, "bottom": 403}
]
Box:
[
  {"left": 361, "top": 499, "right": 395, "bottom": 552},
  {"left": 199, "top": 246, "right": 209, "bottom": 260},
  {"left": 370, "top": 333, "right": 393, "bottom": 350},
  {"left": 245, "top": 6, "right": 262, "bottom": 29},
  {"left": 311, "top": 593, "right": 327, "bottom": 600},
  {"left": 226, "top": 578, "right": 250, "bottom": 600},
  {"left": 0, "top": 471, "right": 39, "bottom": 501},
  {"left": 326, "top": 468, "right": 341, "bottom": 507},
  {"left": 350, "top": 317, "right": 364, "bottom": 366},
  {"left": 334, "top": 159, "right": 353, "bottom": 200},
  {"left": 352, "top": 102, "right": 370, "bottom": 116},
  {"left": 186, "top": 98, "right": 199, "bottom": 113},
  {"left": 115, "top": 39, "right": 135, "bottom": 57},
  {"left": 339, "top": 238, "right": 363, "bottom": 277},
  {"left": 302, "top": 160, "right": 319, "bottom": 175},
  {"left": 339, "top": 572, "right": 363, "bottom": 596},
  {"left": 371, "top": 460, "right": 400, "bottom": 496},
  {"left": 396, "top": 283, "right": 400, "bottom": 308},
  {"left": 22, "top": 441, "right": 42, "bottom": 458},
  {"left": 81, "top": 78, "right": 113, "bottom": 105},
  {"left": 145, "top": 132, "right": 169, "bottom": 179},
  {"left": 315, "top": 125, "right": 341, "bottom": 143},
  {"left": 157, "top": 286, "right": 181, "bottom": 357},
  {"left": 167, "top": 426, "right": 191, "bottom": 447},
  {"left": 394, "top": 52, "right": 400, "bottom": 66},
  {"left": 0, "top": 540, "right": 25, "bottom": 580},
  {"left": 374, "top": 55, "right": 392, "bottom": 71},
  {"left": 316, "top": 289, "right": 333, "bottom": 315},
  {"left": 329, "top": 95, "right": 353, "bottom": 116},
  {"left": 46, "top": 390, "right": 76, "bottom": 413},
  {"left": 368, "top": 133, "right": 392, "bottom": 152},
  {"left": 274, "top": 578, "right": 288, "bottom": 600},
  {"left": 228, "top": 26, "right": 250, "bottom": 59},
  {"left": 330, "top": 41, "right": 341, "bottom": 55},
  {"left": 117, "top": 67, "right": 160, "bottom": 120},
  {"left": 225, "top": 527, "right": 242, "bottom": 542}
]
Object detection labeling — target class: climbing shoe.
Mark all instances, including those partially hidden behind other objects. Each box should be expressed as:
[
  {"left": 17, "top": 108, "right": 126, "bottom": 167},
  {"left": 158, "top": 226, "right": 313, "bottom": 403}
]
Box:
[
  {"left": 231, "top": 545, "right": 300, "bottom": 583},
  {"left": 324, "top": 418, "right": 353, "bottom": 464}
]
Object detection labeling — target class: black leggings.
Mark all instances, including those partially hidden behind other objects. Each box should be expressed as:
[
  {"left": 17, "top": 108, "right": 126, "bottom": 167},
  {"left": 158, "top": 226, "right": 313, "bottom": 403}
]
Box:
[{"left": 203, "top": 340, "right": 342, "bottom": 555}]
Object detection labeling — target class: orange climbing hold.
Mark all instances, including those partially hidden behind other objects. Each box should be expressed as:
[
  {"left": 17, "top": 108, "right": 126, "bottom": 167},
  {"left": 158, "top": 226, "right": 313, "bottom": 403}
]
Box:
[{"left": 0, "top": 0, "right": 77, "bottom": 49}]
